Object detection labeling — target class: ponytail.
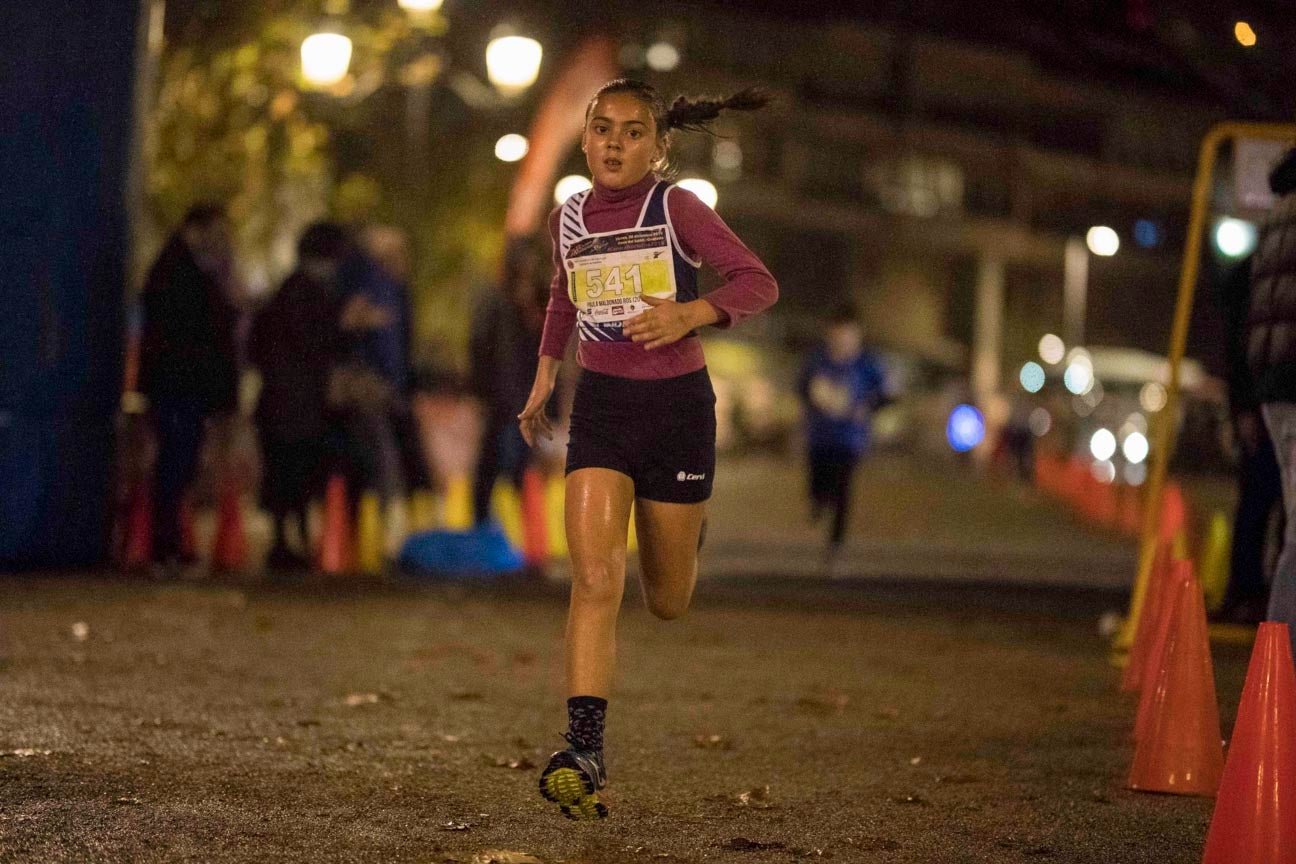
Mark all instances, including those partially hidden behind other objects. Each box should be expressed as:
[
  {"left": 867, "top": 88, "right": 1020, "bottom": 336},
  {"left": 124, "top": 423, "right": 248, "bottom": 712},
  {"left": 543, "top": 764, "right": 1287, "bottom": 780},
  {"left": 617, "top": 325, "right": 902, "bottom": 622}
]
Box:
[{"left": 662, "top": 88, "right": 772, "bottom": 135}]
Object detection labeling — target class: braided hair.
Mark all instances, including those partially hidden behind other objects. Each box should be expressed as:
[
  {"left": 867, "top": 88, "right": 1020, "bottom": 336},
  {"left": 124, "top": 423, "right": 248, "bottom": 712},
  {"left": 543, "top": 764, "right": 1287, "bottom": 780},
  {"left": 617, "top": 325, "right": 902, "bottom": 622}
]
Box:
[{"left": 585, "top": 79, "right": 771, "bottom": 175}]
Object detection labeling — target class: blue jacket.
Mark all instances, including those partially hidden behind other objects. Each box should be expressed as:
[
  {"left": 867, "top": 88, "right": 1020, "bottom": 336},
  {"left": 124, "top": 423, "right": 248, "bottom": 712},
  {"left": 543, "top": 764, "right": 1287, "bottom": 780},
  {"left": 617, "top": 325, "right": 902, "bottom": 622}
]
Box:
[{"left": 798, "top": 349, "right": 886, "bottom": 455}]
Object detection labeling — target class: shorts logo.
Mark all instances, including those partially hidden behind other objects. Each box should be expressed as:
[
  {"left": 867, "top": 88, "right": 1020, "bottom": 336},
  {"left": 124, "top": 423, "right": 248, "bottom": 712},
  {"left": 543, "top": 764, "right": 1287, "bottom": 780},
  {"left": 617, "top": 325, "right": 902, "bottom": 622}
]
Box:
[{"left": 676, "top": 471, "right": 706, "bottom": 481}]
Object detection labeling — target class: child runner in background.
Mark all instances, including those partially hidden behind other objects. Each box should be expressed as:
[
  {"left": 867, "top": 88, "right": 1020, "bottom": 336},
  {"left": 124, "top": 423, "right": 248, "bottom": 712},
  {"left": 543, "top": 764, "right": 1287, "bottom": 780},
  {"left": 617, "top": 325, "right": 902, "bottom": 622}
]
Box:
[
  {"left": 797, "top": 303, "right": 887, "bottom": 573},
  {"left": 517, "top": 79, "right": 777, "bottom": 820}
]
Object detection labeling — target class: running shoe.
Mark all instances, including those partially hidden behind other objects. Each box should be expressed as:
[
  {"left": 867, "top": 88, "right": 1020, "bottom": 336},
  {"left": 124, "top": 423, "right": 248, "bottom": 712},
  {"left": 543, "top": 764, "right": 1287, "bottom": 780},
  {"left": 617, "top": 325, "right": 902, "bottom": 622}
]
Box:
[{"left": 538, "top": 734, "right": 608, "bottom": 820}]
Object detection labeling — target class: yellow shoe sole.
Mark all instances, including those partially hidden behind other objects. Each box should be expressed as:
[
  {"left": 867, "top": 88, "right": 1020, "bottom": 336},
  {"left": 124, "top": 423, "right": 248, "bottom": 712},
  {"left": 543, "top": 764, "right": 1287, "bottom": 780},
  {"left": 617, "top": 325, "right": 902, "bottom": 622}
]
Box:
[{"left": 541, "top": 767, "right": 608, "bottom": 820}]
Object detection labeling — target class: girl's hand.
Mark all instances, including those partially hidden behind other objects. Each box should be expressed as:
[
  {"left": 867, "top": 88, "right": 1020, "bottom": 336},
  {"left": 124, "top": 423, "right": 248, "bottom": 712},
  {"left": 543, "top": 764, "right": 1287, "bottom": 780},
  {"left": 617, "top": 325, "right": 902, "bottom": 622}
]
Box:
[
  {"left": 518, "top": 359, "right": 560, "bottom": 447},
  {"left": 623, "top": 296, "right": 720, "bottom": 350}
]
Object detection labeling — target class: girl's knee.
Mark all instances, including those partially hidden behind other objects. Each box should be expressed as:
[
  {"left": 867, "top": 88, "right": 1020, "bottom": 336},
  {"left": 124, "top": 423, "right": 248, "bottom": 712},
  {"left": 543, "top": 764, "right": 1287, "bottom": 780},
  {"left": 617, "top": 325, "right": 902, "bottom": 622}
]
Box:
[{"left": 572, "top": 561, "right": 623, "bottom": 606}]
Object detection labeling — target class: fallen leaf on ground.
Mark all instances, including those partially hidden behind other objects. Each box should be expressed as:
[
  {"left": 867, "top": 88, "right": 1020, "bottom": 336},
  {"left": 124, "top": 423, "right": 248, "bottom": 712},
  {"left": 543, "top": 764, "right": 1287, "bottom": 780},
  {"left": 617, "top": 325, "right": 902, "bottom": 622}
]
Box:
[
  {"left": 112, "top": 797, "right": 144, "bottom": 806},
  {"left": 693, "top": 734, "right": 732, "bottom": 750},
  {"left": 451, "top": 691, "right": 485, "bottom": 701},
  {"left": 472, "top": 852, "right": 544, "bottom": 864},
  {"left": 724, "top": 837, "right": 785, "bottom": 851},
  {"left": 891, "top": 794, "right": 929, "bottom": 806},
  {"left": 1, "top": 749, "right": 53, "bottom": 758},
  {"left": 71, "top": 622, "right": 90, "bottom": 641},
  {"left": 489, "top": 755, "right": 536, "bottom": 770},
  {"left": 439, "top": 821, "right": 471, "bottom": 831},
  {"left": 737, "top": 785, "right": 774, "bottom": 808},
  {"left": 344, "top": 693, "right": 380, "bottom": 707}
]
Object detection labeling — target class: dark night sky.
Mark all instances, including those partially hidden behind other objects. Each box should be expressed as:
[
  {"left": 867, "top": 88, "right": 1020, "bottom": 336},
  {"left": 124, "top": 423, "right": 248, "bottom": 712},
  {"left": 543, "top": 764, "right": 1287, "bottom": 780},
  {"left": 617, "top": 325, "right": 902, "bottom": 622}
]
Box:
[{"left": 164, "top": 0, "right": 1295, "bottom": 118}]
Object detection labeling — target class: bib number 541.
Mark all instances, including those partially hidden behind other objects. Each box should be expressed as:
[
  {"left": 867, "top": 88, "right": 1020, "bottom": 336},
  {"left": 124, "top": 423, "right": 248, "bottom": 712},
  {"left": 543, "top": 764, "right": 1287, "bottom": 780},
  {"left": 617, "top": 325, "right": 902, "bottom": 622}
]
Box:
[{"left": 585, "top": 264, "right": 643, "bottom": 299}]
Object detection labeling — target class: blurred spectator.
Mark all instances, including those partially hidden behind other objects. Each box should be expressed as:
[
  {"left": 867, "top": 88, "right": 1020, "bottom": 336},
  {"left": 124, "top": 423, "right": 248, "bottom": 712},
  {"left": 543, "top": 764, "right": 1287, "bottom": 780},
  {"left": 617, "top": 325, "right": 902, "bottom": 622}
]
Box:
[
  {"left": 1245, "top": 147, "right": 1296, "bottom": 645},
  {"left": 992, "top": 399, "right": 1036, "bottom": 483},
  {"left": 469, "top": 238, "right": 549, "bottom": 526},
  {"left": 363, "top": 225, "right": 433, "bottom": 496},
  {"left": 797, "top": 303, "right": 888, "bottom": 570},
  {"left": 248, "top": 221, "right": 350, "bottom": 568},
  {"left": 139, "top": 203, "right": 239, "bottom": 574},
  {"left": 332, "top": 231, "right": 405, "bottom": 505},
  {"left": 1217, "top": 255, "right": 1281, "bottom": 624}
]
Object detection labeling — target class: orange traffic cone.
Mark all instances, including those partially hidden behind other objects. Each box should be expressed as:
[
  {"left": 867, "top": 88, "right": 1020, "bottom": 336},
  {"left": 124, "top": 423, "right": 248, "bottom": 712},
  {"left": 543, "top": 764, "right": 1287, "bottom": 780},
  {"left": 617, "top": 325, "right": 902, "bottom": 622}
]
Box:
[
  {"left": 211, "top": 479, "right": 246, "bottom": 571},
  {"left": 121, "top": 482, "right": 152, "bottom": 569},
  {"left": 1159, "top": 480, "right": 1188, "bottom": 545},
  {"left": 1201, "top": 622, "right": 1296, "bottom": 863},
  {"left": 1133, "top": 559, "right": 1191, "bottom": 741},
  {"left": 1118, "top": 484, "right": 1142, "bottom": 537},
  {"left": 1127, "top": 567, "right": 1223, "bottom": 796},
  {"left": 520, "top": 467, "right": 549, "bottom": 568},
  {"left": 319, "top": 475, "right": 352, "bottom": 575},
  {"left": 1122, "top": 538, "right": 1174, "bottom": 692}
]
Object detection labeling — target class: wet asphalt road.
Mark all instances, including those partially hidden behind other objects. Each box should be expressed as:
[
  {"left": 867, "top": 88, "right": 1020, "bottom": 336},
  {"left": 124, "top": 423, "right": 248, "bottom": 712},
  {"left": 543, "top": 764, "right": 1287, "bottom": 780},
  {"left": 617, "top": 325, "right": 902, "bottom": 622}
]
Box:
[{"left": 0, "top": 573, "right": 1252, "bottom": 863}]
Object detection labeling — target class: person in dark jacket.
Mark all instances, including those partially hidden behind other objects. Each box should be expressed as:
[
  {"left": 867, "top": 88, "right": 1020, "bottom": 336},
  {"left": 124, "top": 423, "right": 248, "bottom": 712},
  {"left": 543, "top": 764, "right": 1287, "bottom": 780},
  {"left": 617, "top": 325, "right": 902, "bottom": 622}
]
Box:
[
  {"left": 248, "top": 222, "right": 351, "bottom": 567},
  {"left": 797, "top": 303, "right": 887, "bottom": 570},
  {"left": 139, "top": 203, "right": 239, "bottom": 572},
  {"left": 1246, "top": 147, "right": 1296, "bottom": 649},
  {"left": 1217, "top": 256, "right": 1282, "bottom": 624},
  {"left": 469, "top": 239, "right": 549, "bottom": 526}
]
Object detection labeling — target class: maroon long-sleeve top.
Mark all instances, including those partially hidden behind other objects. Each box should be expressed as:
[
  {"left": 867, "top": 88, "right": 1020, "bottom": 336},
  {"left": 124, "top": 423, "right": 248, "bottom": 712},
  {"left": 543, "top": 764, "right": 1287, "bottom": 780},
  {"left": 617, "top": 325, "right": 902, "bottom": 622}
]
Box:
[{"left": 539, "top": 173, "right": 779, "bottom": 380}]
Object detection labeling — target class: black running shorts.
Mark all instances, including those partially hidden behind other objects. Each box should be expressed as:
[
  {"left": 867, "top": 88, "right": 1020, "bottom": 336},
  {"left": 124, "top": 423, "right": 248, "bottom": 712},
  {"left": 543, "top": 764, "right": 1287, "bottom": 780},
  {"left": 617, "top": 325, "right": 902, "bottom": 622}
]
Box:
[{"left": 565, "top": 367, "right": 716, "bottom": 504}]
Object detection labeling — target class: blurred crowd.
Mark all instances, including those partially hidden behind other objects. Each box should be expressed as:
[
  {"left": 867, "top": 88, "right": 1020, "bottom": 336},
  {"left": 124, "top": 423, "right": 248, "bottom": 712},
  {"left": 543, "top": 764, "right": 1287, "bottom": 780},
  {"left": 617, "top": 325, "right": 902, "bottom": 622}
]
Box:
[{"left": 127, "top": 203, "right": 550, "bottom": 577}]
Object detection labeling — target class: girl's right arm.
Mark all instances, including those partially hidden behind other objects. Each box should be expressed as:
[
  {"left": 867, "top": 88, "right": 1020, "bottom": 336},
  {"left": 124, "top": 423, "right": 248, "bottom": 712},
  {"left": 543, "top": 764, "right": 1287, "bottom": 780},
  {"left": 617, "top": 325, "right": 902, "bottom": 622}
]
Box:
[
  {"left": 520, "top": 208, "right": 575, "bottom": 448},
  {"left": 518, "top": 354, "right": 561, "bottom": 447}
]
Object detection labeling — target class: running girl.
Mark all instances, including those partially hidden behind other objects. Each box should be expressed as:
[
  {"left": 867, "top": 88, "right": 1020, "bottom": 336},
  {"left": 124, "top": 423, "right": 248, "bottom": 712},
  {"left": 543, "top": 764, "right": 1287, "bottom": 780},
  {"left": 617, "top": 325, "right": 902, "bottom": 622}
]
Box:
[{"left": 517, "top": 79, "right": 778, "bottom": 820}]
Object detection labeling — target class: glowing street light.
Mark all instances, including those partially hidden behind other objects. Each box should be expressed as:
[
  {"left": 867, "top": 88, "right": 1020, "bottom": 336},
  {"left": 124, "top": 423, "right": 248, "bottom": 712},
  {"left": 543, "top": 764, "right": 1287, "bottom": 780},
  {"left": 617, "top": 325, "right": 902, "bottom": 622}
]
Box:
[
  {"left": 1235, "top": 21, "right": 1257, "bottom": 47},
  {"left": 1085, "top": 226, "right": 1120, "bottom": 257},
  {"left": 554, "top": 175, "right": 592, "bottom": 204},
  {"left": 1090, "top": 428, "right": 1117, "bottom": 462},
  {"left": 494, "top": 134, "right": 529, "bottom": 162},
  {"left": 1214, "top": 217, "right": 1258, "bottom": 259},
  {"left": 486, "top": 35, "right": 542, "bottom": 96},
  {"left": 301, "top": 32, "right": 353, "bottom": 88},
  {"left": 1122, "top": 431, "right": 1149, "bottom": 465},
  {"left": 1140, "top": 382, "right": 1167, "bottom": 412},
  {"left": 398, "top": 0, "right": 445, "bottom": 10},
  {"left": 677, "top": 178, "right": 718, "bottom": 208},
  {"left": 1038, "top": 334, "right": 1065, "bottom": 365},
  {"left": 646, "top": 41, "right": 681, "bottom": 71},
  {"left": 1019, "top": 362, "right": 1045, "bottom": 393}
]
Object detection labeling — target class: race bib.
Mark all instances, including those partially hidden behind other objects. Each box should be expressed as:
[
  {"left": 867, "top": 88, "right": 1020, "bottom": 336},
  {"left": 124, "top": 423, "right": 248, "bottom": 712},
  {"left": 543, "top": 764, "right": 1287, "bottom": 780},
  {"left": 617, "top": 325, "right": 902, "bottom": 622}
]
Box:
[{"left": 566, "top": 225, "right": 677, "bottom": 341}]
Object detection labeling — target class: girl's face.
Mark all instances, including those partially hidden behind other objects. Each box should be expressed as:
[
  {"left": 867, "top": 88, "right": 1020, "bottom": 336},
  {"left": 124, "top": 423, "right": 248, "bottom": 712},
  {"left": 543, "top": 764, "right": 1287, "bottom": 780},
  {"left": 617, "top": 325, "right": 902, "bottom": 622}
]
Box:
[{"left": 582, "top": 92, "right": 665, "bottom": 189}]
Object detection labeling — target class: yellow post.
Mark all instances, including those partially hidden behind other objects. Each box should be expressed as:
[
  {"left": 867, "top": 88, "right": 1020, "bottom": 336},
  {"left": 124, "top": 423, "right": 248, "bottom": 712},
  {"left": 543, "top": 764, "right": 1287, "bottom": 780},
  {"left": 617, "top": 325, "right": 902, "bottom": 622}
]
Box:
[
  {"left": 491, "top": 481, "right": 526, "bottom": 548},
  {"left": 1114, "top": 122, "right": 1296, "bottom": 658},
  {"left": 1199, "top": 512, "right": 1232, "bottom": 613},
  {"left": 355, "top": 492, "right": 385, "bottom": 576},
  {"left": 444, "top": 474, "right": 474, "bottom": 531}
]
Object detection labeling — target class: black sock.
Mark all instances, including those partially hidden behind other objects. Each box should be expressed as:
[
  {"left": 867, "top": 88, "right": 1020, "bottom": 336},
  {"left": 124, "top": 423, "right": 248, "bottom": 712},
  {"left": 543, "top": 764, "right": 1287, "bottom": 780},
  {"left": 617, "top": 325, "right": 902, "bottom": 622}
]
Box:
[{"left": 566, "top": 696, "right": 607, "bottom": 752}]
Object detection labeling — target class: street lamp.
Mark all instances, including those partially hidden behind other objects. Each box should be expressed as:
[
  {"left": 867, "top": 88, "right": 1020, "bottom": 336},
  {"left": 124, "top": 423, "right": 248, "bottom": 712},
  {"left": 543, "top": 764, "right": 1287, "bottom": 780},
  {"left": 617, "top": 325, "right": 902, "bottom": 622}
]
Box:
[
  {"left": 1085, "top": 226, "right": 1120, "bottom": 256},
  {"left": 677, "top": 177, "right": 717, "bottom": 208},
  {"left": 554, "top": 175, "right": 592, "bottom": 204},
  {"left": 495, "top": 134, "right": 529, "bottom": 163},
  {"left": 1214, "top": 217, "right": 1258, "bottom": 259},
  {"left": 1063, "top": 226, "right": 1119, "bottom": 350},
  {"left": 398, "top": 0, "right": 444, "bottom": 10},
  {"left": 301, "top": 32, "right": 353, "bottom": 88},
  {"left": 486, "top": 35, "right": 543, "bottom": 96}
]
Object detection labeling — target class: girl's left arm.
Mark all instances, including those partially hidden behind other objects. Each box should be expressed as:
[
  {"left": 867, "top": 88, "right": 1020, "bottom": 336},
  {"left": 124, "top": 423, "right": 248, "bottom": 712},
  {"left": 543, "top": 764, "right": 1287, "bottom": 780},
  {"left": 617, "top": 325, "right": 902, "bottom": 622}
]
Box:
[{"left": 667, "top": 185, "right": 778, "bottom": 329}]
